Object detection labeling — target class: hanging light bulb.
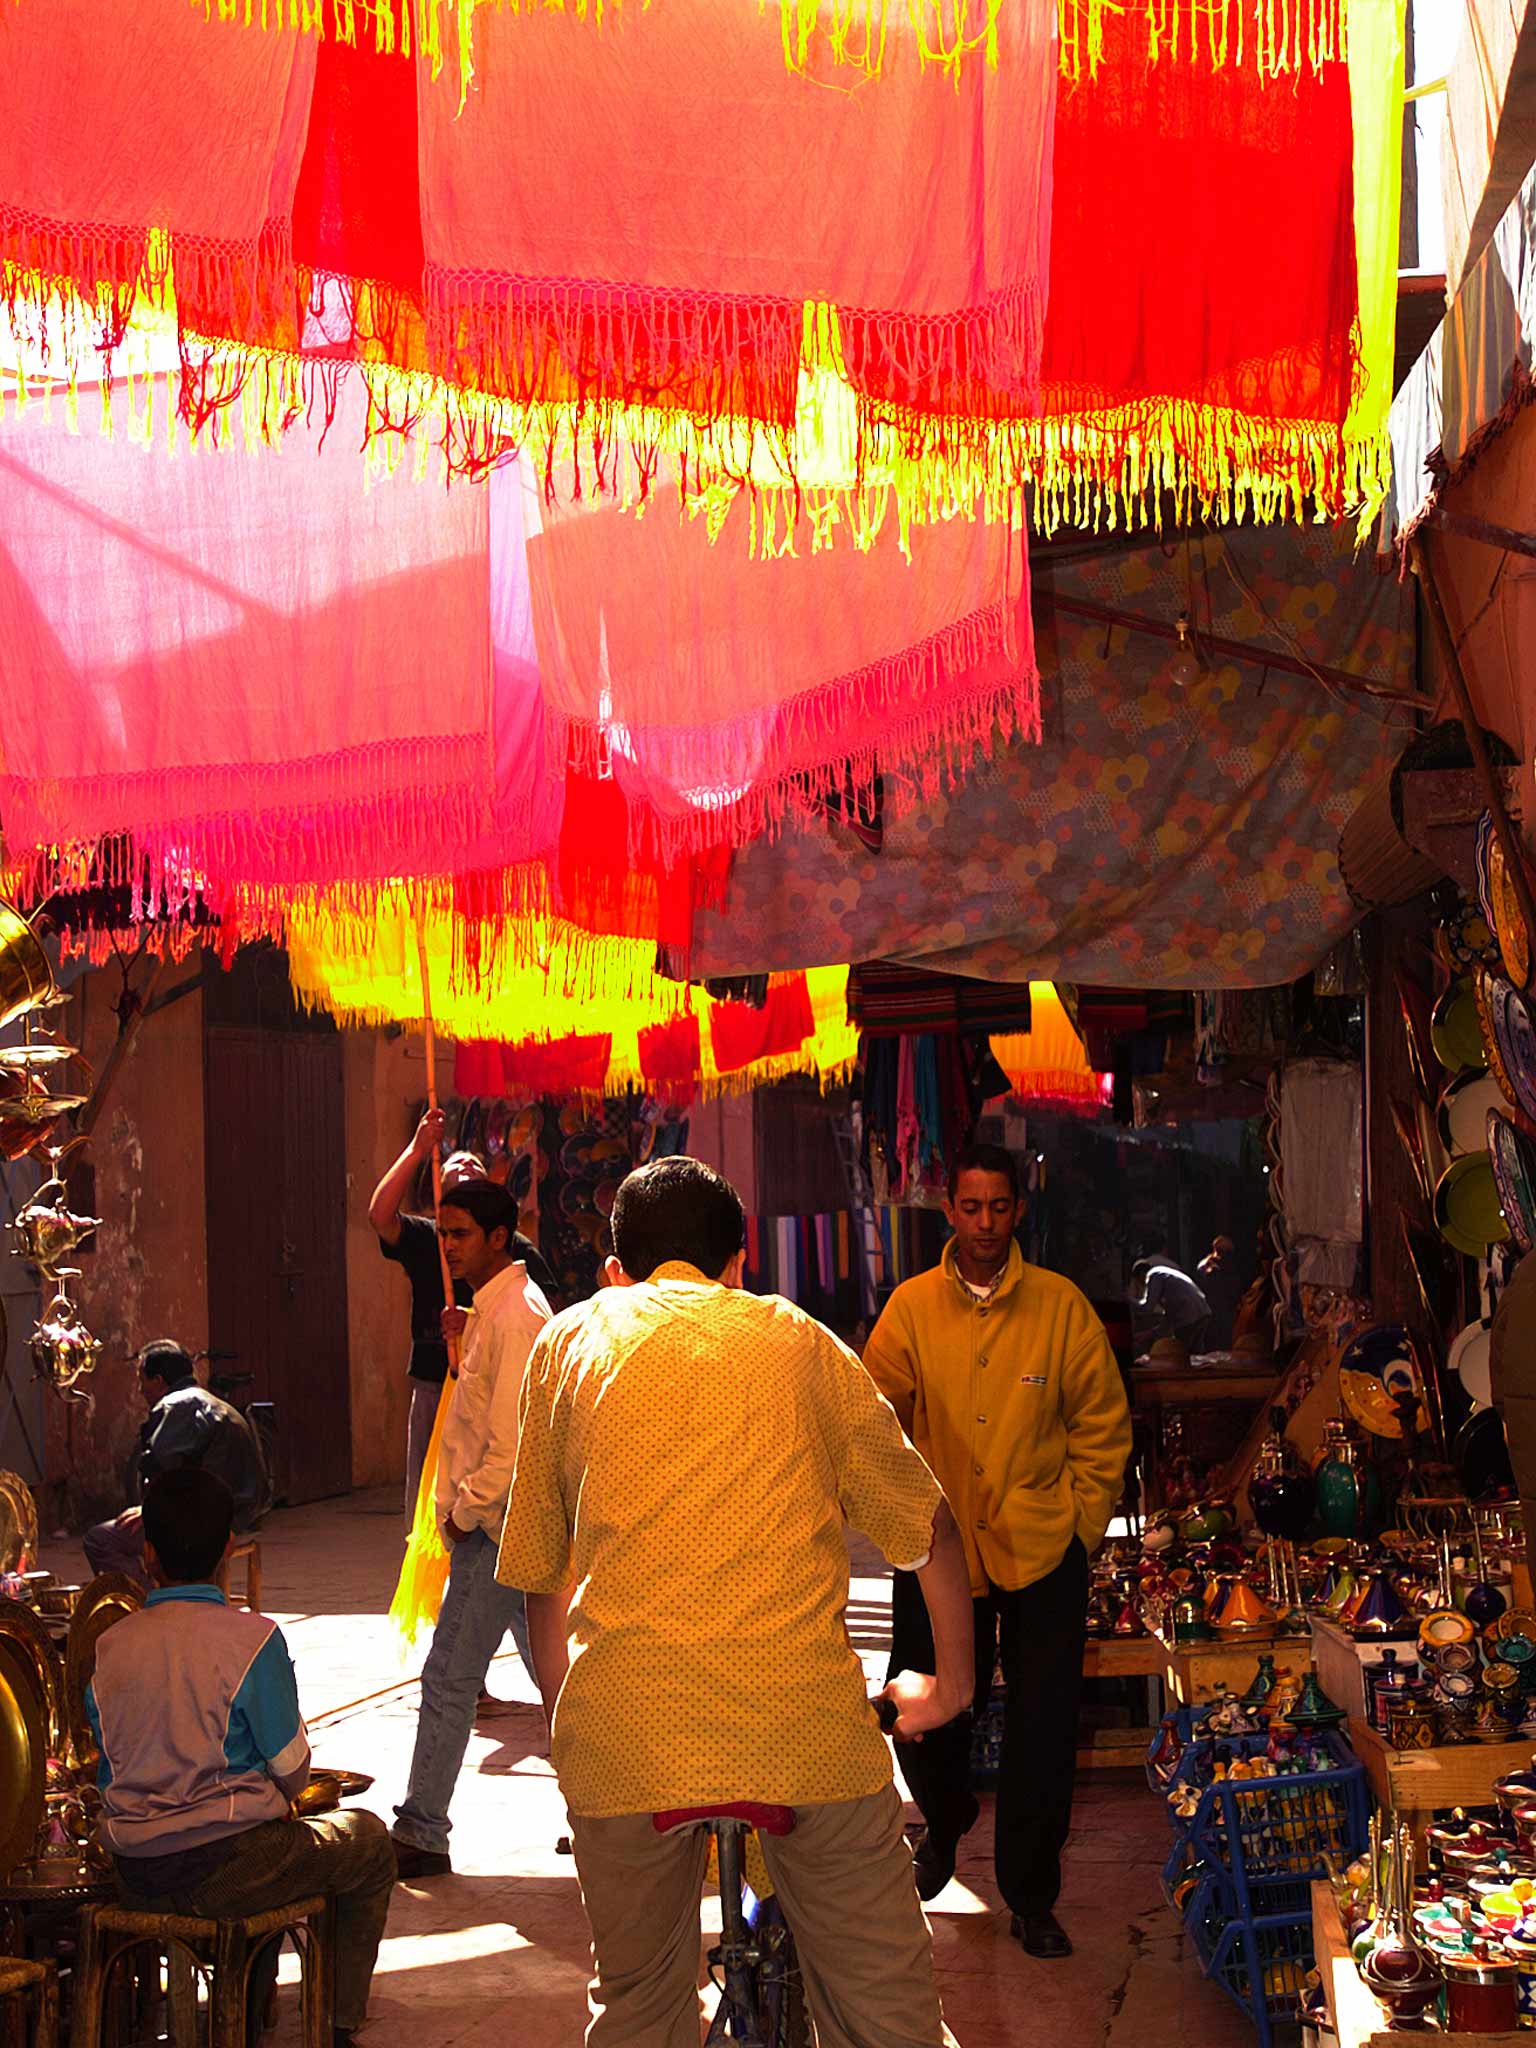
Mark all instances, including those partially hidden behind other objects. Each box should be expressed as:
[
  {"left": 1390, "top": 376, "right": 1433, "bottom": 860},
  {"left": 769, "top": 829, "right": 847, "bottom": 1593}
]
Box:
[{"left": 1165, "top": 614, "right": 1200, "bottom": 689}]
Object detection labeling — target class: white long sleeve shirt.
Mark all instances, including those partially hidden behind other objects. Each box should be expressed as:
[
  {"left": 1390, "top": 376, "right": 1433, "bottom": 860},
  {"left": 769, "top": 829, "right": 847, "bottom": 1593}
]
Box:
[{"left": 436, "top": 1260, "right": 552, "bottom": 1537}]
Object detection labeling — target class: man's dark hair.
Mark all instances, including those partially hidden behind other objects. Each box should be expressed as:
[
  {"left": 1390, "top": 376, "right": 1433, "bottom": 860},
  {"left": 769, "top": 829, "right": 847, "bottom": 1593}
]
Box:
[
  {"left": 611, "top": 1158, "right": 745, "bottom": 1282},
  {"left": 946, "top": 1142, "right": 1022, "bottom": 1202},
  {"left": 142, "top": 1468, "right": 233, "bottom": 1583},
  {"left": 438, "top": 1178, "right": 519, "bottom": 1250},
  {"left": 138, "top": 1340, "right": 195, "bottom": 1388}
]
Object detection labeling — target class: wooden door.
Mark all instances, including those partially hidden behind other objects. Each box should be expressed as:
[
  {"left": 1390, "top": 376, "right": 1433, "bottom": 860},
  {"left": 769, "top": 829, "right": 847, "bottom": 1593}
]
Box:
[{"left": 205, "top": 1027, "right": 352, "bottom": 1503}]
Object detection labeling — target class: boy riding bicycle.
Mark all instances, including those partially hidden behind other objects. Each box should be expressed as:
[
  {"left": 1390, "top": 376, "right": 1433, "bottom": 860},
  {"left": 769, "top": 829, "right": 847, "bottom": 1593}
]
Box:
[{"left": 498, "top": 1157, "right": 974, "bottom": 2048}]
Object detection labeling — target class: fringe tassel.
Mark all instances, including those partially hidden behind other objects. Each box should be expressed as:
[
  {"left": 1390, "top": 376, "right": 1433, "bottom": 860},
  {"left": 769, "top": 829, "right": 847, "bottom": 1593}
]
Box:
[
  {"left": 1, "top": 735, "right": 495, "bottom": 908},
  {"left": 1057, "top": 0, "right": 1349, "bottom": 81},
  {"left": 1023, "top": 400, "right": 1391, "bottom": 535},
  {"left": 561, "top": 598, "right": 1034, "bottom": 862},
  {"left": 0, "top": 208, "right": 1380, "bottom": 544},
  {"left": 183, "top": 0, "right": 1004, "bottom": 99}
]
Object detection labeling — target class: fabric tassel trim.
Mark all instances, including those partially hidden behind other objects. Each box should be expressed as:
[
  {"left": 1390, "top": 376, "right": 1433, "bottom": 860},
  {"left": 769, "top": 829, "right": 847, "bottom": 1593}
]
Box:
[
  {"left": 562, "top": 598, "right": 1037, "bottom": 860},
  {"left": 183, "top": 0, "right": 1340, "bottom": 89},
  {"left": 184, "top": 0, "right": 1004, "bottom": 99},
  {"left": 1058, "top": 0, "right": 1349, "bottom": 80},
  {"left": 2, "top": 733, "right": 497, "bottom": 901},
  {"left": 1, "top": 203, "right": 1379, "bottom": 533}
]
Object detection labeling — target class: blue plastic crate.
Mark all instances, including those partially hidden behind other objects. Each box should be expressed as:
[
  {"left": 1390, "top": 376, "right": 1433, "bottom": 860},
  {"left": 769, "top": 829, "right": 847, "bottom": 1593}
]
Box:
[
  {"left": 1188, "top": 1892, "right": 1316, "bottom": 2048},
  {"left": 1185, "top": 1735, "right": 1367, "bottom": 1920}
]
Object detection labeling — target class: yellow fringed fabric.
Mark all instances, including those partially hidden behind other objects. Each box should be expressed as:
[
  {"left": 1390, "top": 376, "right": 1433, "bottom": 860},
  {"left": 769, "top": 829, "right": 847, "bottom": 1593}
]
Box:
[
  {"left": 389, "top": 1364, "right": 453, "bottom": 1645},
  {"left": 991, "top": 983, "right": 1111, "bottom": 1110},
  {"left": 284, "top": 890, "right": 858, "bottom": 1098},
  {"left": 1057, "top": 0, "right": 1348, "bottom": 83},
  {"left": 184, "top": 0, "right": 1004, "bottom": 98},
  {"left": 1344, "top": 0, "right": 1406, "bottom": 538}
]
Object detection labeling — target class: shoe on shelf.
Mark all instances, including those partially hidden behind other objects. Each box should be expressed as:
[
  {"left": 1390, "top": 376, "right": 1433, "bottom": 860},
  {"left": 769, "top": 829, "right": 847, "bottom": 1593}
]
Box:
[
  {"left": 1010, "top": 1912, "right": 1073, "bottom": 1959},
  {"left": 911, "top": 1797, "right": 979, "bottom": 1902},
  {"left": 392, "top": 1841, "right": 452, "bottom": 1881}
]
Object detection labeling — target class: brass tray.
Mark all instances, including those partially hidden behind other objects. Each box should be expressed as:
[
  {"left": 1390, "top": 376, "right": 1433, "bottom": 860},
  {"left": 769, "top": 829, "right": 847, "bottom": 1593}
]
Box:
[
  {"left": 0, "top": 1638, "right": 46, "bottom": 1879},
  {"left": 0, "top": 1471, "right": 37, "bottom": 1573},
  {"left": 65, "top": 1575, "right": 144, "bottom": 1765},
  {"left": 0, "top": 1598, "right": 65, "bottom": 1758}
]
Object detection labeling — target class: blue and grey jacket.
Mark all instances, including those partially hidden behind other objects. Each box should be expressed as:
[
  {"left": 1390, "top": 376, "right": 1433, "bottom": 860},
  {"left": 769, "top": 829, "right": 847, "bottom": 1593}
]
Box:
[{"left": 85, "top": 1585, "right": 311, "bottom": 1858}]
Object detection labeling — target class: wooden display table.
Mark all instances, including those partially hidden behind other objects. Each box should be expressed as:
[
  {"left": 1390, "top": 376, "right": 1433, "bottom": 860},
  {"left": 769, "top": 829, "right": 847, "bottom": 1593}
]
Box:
[
  {"left": 1346, "top": 1715, "right": 1535, "bottom": 1844},
  {"left": 1311, "top": 1879, "right": 1525, "bottom": 2048},
  {"left": 1082, "top": 1635, "right": 1167, "bottom": 1681},
  {"left": 1160, "top": 1630, "right": 1313, "bottom": 1707}
]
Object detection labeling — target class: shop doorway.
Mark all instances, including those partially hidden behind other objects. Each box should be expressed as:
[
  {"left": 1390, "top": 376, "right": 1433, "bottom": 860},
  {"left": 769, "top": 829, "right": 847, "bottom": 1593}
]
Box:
[{"left": 203, "top": 1020, "right": 352, "bottom": 1504}]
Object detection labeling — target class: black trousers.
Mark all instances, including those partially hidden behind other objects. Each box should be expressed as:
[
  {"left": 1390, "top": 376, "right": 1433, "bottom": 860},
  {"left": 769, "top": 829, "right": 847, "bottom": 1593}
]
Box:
[{"left": 887, "top": 1539, "right": 1089, "bottom": 1918}]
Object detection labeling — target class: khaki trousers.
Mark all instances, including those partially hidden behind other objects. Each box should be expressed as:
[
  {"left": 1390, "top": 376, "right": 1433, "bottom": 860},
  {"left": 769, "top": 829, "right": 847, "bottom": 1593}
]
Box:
[
  {"left": 571, "top": 1782, "right": 954, "bottom": 2048},
  {"left": 117, "top": 1810, "right": 395, "bottom": 2032}
]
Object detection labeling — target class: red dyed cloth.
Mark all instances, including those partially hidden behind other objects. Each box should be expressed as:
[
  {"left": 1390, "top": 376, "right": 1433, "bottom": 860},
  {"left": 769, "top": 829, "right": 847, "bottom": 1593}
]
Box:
[
  {"left": 455, "top": 1034, "right": 613, "bottom": 1097},
  {"left": 1033, "top": 36, "right": 1360, "bottom": 520},
  {"left": 637, "top": 1013, "right": 704, "bottom": 1087},
  {"left": 708, "top": 978, "right": 816, "bottom": 1074}
]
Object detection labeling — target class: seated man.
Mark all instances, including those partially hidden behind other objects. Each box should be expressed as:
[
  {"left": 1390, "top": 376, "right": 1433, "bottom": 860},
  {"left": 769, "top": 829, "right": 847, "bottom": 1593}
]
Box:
[
  {"left": 501, "top": 1156, "right": 975, "bottom": 2048},
  {"left": 83, "top": 1341, "right": 270, "bottom": 1585},
  {"left": 85, "top": 1469, "right": 394, "bottom": 2048}
]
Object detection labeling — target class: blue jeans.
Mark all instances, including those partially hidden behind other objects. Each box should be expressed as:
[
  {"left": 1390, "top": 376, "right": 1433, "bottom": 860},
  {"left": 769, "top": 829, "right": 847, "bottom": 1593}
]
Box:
[{"left": 392, "top": 1528, "right": 537, "bottom": 1854}]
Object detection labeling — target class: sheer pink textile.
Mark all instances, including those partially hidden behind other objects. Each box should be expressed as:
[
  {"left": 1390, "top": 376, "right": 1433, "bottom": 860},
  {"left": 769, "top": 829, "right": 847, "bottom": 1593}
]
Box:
[
  {"left": 0, "top": 378, "right": 495, "bottom": 893},
  {"left": 413, "top": 0, "right": 1054, "bottom": 457},
  {"left": 523, "top": 472, "right": 1036, "bottom": 852}
]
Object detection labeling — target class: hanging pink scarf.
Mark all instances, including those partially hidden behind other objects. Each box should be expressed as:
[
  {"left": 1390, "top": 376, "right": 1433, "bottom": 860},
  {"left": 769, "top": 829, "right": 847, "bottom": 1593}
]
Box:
[
  {"left": 0, "top": 377, "right": 494, "bottom": 897},
  {"left": 524, "top": 469, "right": 1035, "bottom": 854}
]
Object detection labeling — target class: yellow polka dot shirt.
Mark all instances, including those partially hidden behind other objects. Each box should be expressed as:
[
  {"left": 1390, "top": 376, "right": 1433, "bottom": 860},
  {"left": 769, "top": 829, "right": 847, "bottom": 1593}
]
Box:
[{"left": 497, "top": 1262, "right": 943, "bottom": 1818}]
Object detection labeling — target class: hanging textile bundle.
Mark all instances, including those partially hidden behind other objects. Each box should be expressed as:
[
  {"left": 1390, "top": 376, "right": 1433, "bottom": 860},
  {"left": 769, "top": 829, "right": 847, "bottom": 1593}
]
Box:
[
  {"left": 0, "top": 0, "right": 1055, "bottom": 539},
  {"left": 284, "top": 886, "right": 858, "bottom": 1097},
  {"left": 991, "top": 983, "right": 1113, "bottom": 1111},
  {"left": 1018, "top": 0, "right": 1402, "bottom": 531}
]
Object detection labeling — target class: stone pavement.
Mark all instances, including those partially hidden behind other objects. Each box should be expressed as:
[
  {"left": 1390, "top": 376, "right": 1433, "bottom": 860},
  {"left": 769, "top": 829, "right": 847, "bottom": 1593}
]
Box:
[{"left": 44, "top": 1492, "right": 1252, "bottom": 2048}]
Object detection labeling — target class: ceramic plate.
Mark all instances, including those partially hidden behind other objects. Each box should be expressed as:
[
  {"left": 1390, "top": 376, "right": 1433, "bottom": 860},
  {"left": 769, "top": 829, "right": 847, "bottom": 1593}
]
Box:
[
  {"left": 1488, "top": 975, "right": 1536, "bottom": 1122},
  {"left": 1448, "top": 1317, "right": 1495, "bottom": 1410},
  {"left": 1476, "top": 812, "right": 1499, "bottom": 925},
  {"left": 1433, "top": 977, "right": 1491, "bottom": 1075},
  {"left": 1421, "top": 1609, "right": 1477, "bottom": 1648},
  {"left": 1491, "top": 831, "right": 1533, "bottom": 988},
  {"left": 1498, "top": 1609, "right": 1536, "bottom": 1643},
  {"left": 1440, "top": 1070, "right": 1509, "bottom": 1157},
  {"left": 1488, "top": 1110, "right": 1536, "bottom": 1254},
  {"left": 1435, "top": 1152, "right": 1512, "bottom": 1258}
]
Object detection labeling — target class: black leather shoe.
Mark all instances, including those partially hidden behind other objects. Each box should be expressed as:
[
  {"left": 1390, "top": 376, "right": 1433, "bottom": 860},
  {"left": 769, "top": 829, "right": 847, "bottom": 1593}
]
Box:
[
  {"left": 393, "top": 1841, "right": 452, "bottom": 1881},
  {"left": 1011, "top": 1912, "right": 1073, "bottom": 1958},
  {"left": 911, "top": 1797, "right": 979, "bottom": 1902}
]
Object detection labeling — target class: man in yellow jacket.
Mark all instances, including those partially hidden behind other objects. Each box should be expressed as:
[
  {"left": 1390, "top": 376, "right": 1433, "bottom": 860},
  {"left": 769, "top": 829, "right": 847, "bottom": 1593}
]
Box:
[{"left": 864, "top": 1142, "right": 1131, "bottom": 1961}]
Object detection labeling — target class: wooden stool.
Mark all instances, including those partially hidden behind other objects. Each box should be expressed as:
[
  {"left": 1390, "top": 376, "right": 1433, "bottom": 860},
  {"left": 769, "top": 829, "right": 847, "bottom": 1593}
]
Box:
[
  {"left": 69, "top": 1897, "right": 332, "bottom": 2048},
  {"left": 216, "top": 1541, "right": 262, "bottom": 1613},
  {"left": 0, "top": 1959, "right": 58, "bottom": 2048}
]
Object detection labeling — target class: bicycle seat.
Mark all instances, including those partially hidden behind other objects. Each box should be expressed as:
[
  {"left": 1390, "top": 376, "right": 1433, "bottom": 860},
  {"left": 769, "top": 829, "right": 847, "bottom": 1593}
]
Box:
[{"left": 652, "top": 1802, "right": 796, "bottom": 1837}]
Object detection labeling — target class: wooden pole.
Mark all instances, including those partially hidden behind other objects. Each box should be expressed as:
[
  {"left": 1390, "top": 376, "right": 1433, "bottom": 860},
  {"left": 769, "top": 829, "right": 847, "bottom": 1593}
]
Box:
[
  {"left": 1411, "top": 539, "right": 1536, "bottom": 963},
  {"left": 413, "top": 904, "right": 460, "bottom": 1378}
]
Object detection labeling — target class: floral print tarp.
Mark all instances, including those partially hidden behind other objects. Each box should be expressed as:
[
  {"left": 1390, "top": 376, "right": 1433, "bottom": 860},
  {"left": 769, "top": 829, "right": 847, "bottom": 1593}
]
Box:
[{"left": 688, "top": 524, "right": 1415, "bottom": 990}]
